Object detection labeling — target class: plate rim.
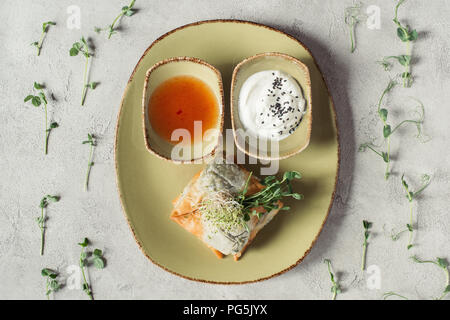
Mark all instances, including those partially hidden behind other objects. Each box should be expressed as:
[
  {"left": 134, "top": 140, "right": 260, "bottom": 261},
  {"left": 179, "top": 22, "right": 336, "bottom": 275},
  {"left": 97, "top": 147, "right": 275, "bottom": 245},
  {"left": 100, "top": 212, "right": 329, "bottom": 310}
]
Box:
[{"left": 114, "top": 19, "right": 340, "bottom": 285}]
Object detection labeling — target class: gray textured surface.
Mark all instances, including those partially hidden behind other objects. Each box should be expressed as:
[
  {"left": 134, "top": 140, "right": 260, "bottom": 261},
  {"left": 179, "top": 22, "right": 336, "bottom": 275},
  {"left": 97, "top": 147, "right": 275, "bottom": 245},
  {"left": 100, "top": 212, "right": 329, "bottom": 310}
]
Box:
[{"left": 1, "top": 0, "right": 449, "bottom": 300}]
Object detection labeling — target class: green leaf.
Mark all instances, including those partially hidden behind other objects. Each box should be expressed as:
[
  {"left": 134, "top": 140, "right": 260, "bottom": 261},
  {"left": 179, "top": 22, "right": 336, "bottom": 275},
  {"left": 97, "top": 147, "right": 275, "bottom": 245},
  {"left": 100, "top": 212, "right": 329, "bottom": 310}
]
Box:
[
  {"left": 42, "top": 21, "right": 56, "bottom": 32},
  {"left": 124, "top": 9, "right": 135, "bottom": 17},
  {"left": 382, "top": 152, "right": 389, "bottom": 163},
  {"left": 437, "top": 258, "right": 448, "bottom": 269},
  {"left": 69, "top": 47, "right": 79, "bottom": 56},
  {"left": 262, "top": 176, "right": 275, "bottom": 185},
  {"left": 408, "top": 29, "right": 418, "bottom": 41},
  {"left": 93, "top": 248, "right": 102, "bottom": 257},
  {"left": 49, "top": 273, "right": 57, "bottom": 279},
  {"left": 401, "top": 175, "right": 408, "bottom": 189},
  {"left": 291, "top": 193, "right": 303, "bottom": 200},
  {"left": 39, "top": 198, "right": 46, "bottom": 209},
  {"left": 46, "top": 195, "right": 60, "bottom": 202},
  {"left": 41, "top": 268, "right": 51, "bottom": 276},
  {"left": 34, "top": 82, "right": 43, "bottom": 90},
  {"left": 280, "top": 206, "right": 291, "bottom": 211},
  {"left": 86, "top": 82, "right": 98, "bottom": 89},
  {"left": 243, "top": 213, "right": 250, "bottom": 221},
  {"left": 24, "top": 95, "right": 34, "bottom": 102},
  {"left": 444, "top": 285, "right": 450, "bottom": 293},
  {"left": 398, "top": 55, "right": 411, "bottom": 66},
  {"left": 50, "top": 280, "right": 60, "bottom": 290},
  {"left": 49, "top": 122, "right": 59, "bottom": 129},
  {"left": 397, "top": 27, "right": 409, "bottom": 42},
  {"left": 406, "top": 224, "right": 413, "bottom": 232},
  {"left": 93, "top": 257, "right": 105, "bottom": 269},
  {"left": 363, "top": 220, "right": 372, "bottom": 229},
  {"left": 407, "top": 244, "right": 413, "bottom": 250},
  {"left": 78, "top": 238, "right": 89, "bottom": 247},
  {"left": 31, "top": 96, "right": 41, "bottom": 107},
  {"left": 283, "top": 171, "right": 301, "bottom": 180},
  {"left": 383, "top": 125, "right": 391, "bottom": 138},
  {"left": 386, "top": 55, "right": 411, "bottom": 67},
  {"left": 378, "top": 108, "right": 388, "bottom": 122}
]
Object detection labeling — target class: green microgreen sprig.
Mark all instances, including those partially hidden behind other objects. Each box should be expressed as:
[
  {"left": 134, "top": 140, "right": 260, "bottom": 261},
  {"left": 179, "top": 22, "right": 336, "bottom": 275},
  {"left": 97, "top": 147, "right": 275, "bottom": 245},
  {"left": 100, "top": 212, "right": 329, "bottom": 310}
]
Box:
[
  {"left": 359, "top": 80, "right": 426, "bottom": 179},
  {"left": 197, "top": 171, "right": 302, "bottom": 234},
  {"left": 24, "top": 82, "right": 58, "bottom": 155},
  {"left": 361, "top": 220, "right": 372, "bottom": 271},
  {"left": 41, "top": 268, "right": 60, "bottom": 300},
  {"left": 392, "top": 174, "right": 431, "bottom": 249},
  {"left": 69, "top": 37, "right": 97, "bottom": 106},
  {"left": 240, "top": 171, "right": 303, "bottom": 221},
  {"left": 31, "top": 21, "right": 56, "bottom": 56},
  {"left": 78, "top": 238, "right": 106, "bottom": 300},
  {"left": 344, "top": 3, "right": 365, "bottom": 53},
  {"left": 391, "top": 0, "right": 418, "bottom": 87},
  {"left": 411, "top": 256, "right": 450, "bottom": 300},
  {"left": 379, "top": 54, "right": 411, "bottom": 73},
  {"left": 324, "top": 259, "right": 341, "bottom": 300},
  {"left": 94, "top": 0, "right": 136, "bottom": 39},
  {"left": 383, "top": 291, "right": 409, "bottom": 300},
  {"left": 37, "top": 195, "right": 60, "bottom": 255},
  {"left": 82, "top": 134, "right": 96, "bottom": 191}
]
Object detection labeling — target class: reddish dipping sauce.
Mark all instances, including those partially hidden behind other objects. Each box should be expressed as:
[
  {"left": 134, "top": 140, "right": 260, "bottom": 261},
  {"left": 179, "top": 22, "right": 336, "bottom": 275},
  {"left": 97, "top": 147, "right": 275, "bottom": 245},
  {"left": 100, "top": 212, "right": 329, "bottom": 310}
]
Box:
[{"left": 148, "top": 75, "right": 219, "bottom": 144}]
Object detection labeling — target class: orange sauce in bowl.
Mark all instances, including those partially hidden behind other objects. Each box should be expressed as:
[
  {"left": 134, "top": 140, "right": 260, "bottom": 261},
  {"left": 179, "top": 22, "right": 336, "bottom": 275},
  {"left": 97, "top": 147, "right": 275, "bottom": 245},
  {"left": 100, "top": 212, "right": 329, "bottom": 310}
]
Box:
[{"left": 148, "top": 75, "right": 219, "bottom": 144}]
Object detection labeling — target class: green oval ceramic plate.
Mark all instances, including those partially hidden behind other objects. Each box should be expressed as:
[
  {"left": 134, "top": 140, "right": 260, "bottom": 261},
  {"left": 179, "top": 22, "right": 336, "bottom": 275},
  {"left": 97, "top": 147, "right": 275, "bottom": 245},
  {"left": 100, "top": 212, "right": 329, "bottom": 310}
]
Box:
[{"left": 115, "top": 20, "right": 339, "bottom": 284}]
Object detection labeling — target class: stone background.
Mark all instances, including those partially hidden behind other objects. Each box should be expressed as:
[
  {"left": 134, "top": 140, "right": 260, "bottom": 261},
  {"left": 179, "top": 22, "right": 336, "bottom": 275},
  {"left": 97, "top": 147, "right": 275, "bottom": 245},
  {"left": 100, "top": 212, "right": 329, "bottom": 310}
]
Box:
[{"left": 1, "top": 0, "right": 449, "bottom": 300}]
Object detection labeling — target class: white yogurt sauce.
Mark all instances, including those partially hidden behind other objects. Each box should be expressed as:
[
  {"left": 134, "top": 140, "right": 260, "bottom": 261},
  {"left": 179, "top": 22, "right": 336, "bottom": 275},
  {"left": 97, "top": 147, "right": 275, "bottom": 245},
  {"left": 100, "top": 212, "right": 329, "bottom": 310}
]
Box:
[{"left": 238, "top": 70, "right": 306, "bottom": 141}]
